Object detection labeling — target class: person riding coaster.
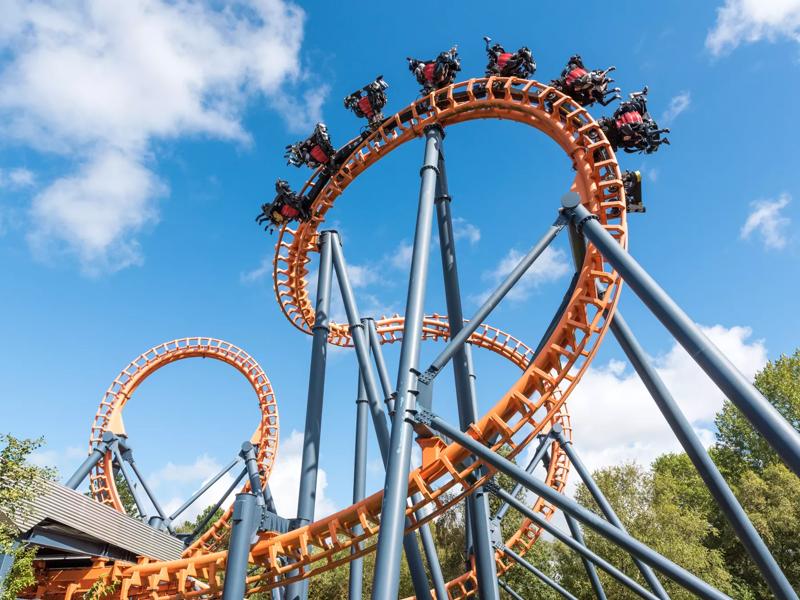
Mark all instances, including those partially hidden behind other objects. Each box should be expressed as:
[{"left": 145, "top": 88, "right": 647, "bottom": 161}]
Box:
[
  {"left": 550, "top": 54, "right": 620, "bottom": 107},
  {"left": 407, "top": 46, "right": 461, "bottom": 95},
  {"left": 344, "top": 75, "right": 389, "bottom": 130},
  {"left": 483, "top": 36, "right": 536, "bottom": 78},
  {"left": 623, "top": 170, "right": 645, "bottom": 213},
  {"left": 256, "top": 179, "right": 310, "bottom": 232},
  {"left": 604, "top": 170, "right": 645, "bottom": 218},
  {"left": 284, "top": 123, "right": 336, "bottom": 170},
  {"left": 598, "top": 87, "right": 670, "bottom": 154}
]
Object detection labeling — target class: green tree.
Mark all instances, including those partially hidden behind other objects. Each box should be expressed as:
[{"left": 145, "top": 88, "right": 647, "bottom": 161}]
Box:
[
  {"left": 175, "top": 504, "right": 224, "bottom": 536},
  {"left": 113, "top": 472, "right": 140, "bottom": 518},
  {"left": 715, "top": 349, "right": 800, "bottom": 475},
  {"left": 0, "top": 434, "right": 54, "bottom": 600},
  {"left": 484, "top": 445, "right": 561, "bottom": 599},
  {"left": 707, "top": 350, "right": 800, "bottom": 596},
  {"left": 549, "top": 462, "right": 733, "bottom": 600}
]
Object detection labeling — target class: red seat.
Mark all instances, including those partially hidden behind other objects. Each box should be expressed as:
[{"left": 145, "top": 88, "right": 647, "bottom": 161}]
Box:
[
  {"left": 566, "top": 67, "right": 588, "bottom": 86},
  {"left": 309, "top": 145, "right": 330, "bottom": 164},
  {"left": 497, "top": 52, "right": 512, "bottom": 70},
  {"left": 423, "top": 63, "right": 436, "bottom": 83},
  {"left": 616, "top": 111, "right": 643, "bottom": 128},
  {"left": 280, "top": 204, "right": 299, "bottom": 218},
  {"left": 357, "top": 96, "right": 374, "bottom": 118}
]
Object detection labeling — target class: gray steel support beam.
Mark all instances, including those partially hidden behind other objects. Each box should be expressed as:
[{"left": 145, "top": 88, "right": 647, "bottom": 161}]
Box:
[
  {"left": 240, "top": 441, "right": 265, "bottom": 505},
  {"left": 489, "top": 484, "right": 659, "bottom": 600},
  {"left": 372, "top": 125, "right": 442, "bottom": 600},
  {"left": 424, "top": 213, "right": 567, "bottom": 379},
  {"left": 551, "top": 423, "right": 668, "bottom": 599},
  {"left": 412, "top": 493, "right": 448, "bottom": 600},
  {"left": 244, "top": 435, "right": 280, "bottom": 600},
  {"left": 497, "top": 580, "right": 525, "bottom": 600},
  {"left": 170, "top": 456, "right": 240, "bottom": 521},
  {"left": 262, "top": 483, "right": 282, "bottom": 600},
  {"left": 366, "top": 318, "right": 396, "bottom": 415},
  {"left": 188, "top": 467, "right": 248, "bottom": 543},
  {"left": 64, "top": 432, "right": 115, "bottom": 490},
  {"left": 464, "top": 498, "right": 473, "bottom": 570},
  {"left": 330, "top": 234, "right": 436, "bottom": 600},
  {"left": 222, "top": 492, "right": 260, "bottom": 600},
  {"left": 111, "top": 445, "right": 150, "bottom": 520},
  {"left": 500, "top": 545, "right": 579, "bottom": 600},
  {"left": 418, "top": 410, "right": 731, "bottom": 600},
  {"left": 562, "top": 194, "right": 800, "bottom": 477},
  {"left": 564, "top": 513, "right": 608, "bottom": 600},
  {"left": 121, "top": 450, "right": 168, "bottom": 529},
  {"left": 264, "top": 485, "right": 278, "bottom": 514},
  {"left": 610, "top": 311, "right": 797, "bottom": 600},
  {"left": 434, "top": 152, "right": 499, "bottom": 600},
  {"left": 349, "top": 359, "right": 369, "bottom": 600},
  {"left": 492, "top": 433, "right": 551, "bottom": 522},
  {"left": 286, "top": 230, "right": 333, "bottom": 600}
]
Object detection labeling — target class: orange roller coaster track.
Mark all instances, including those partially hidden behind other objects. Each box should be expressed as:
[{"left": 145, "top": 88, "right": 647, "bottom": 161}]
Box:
[
  {"left": 34, "top": 76, "right": 626, "bottom": 599},
  {"left": 87, "top": 337, "right": 280, "bottom": 557}
]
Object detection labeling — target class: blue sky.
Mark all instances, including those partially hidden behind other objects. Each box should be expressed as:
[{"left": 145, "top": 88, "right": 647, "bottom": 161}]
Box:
[{"left": 1, "top": 0, "right": 798, "bottom": 521}]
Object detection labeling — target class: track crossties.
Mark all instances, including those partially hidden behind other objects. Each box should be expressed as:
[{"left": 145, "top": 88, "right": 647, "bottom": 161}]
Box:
[{"left": 35, "top": 77, "right": 626, "bottom": 599}]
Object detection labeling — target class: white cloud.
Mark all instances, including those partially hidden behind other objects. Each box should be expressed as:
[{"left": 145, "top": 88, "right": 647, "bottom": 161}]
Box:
[
  {"left": 0, "top": 0, "right": 318, "bottom": 273},
  {"left": 151, "top": 433, "right": 337, "bottom": 525},
  {"left": 706, "top": 0, "right": 800, "bottom": 55},
  {"left": 740, "top": 194, "right": 791, "bottom": 250},
  {"left": 0, "top": 167, "right": 35, "bottom": 188},
  {"left": 660, "top": 91, "right": 691, "bottom": 124},
  {"left": 307, "top": 265, "right": 397, "bottom": 324},
  {"left": 266, "top": 429, "right": 337, "bottom": 518},
  {"left": 150, "top": 454, "right": 223, "bottom": 488},
  {"left": 472, "top": 246, "right": 570, "bottom": 304},
  {"left": 152, "top": 455, "right": 239, "bottom": 525},
  {"left": 452, "top": 217, "right": 481, "bottom": 246},
  {"left": 566, "top": 323, "right": 767, "bottom": 475},
  {"left": 241, "top": 255, "right": 272, "bottom": 284},
  {"left": 271, "top": 84, "right": 330, "bottom": 135},
  {"left": 29, "top": 445, "right": 86, "bottom": 477},
  {"left": 389, "top": 240, "right": 413, "bottom": 270},
  {"left": 346, "top": 263, "right": 381, "bottom": 289},
  {"left": 28, "top": 151, "right": 166, "bottom": 274}
]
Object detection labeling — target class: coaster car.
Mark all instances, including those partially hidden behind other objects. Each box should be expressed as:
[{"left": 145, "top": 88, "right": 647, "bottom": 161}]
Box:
[
  {"left": 256, "top": 179, "right": 310, "bottom": 232},
  {"left": 344, "top": 75, "right": 390, "bottom": 130},
  {"left": 284, "top": 123, "right": 336, "bottom": 170},
  {"left": 407, "top": 46, "right": 461, "bottom": 95},
  {"left": 551, "top": 54, "right": 620, "bottom": 107},
  {"left": 598, "top": 87, "right": 670, "bottom": 154},
  {"left": 483, "top": 36, "right": 536, "bottom": 79}
]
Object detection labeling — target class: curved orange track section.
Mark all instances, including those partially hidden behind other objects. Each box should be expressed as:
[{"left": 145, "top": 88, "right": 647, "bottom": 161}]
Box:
[
  {"left": 87, "top": 337, "right": 279, "bottom": 556},
  {"left": 34, "top": 76, "right": 626, "bottom": 599}
]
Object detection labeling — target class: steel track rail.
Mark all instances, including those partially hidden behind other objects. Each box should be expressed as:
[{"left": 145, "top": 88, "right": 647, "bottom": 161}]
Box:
[{"left": 34, "top": 76, "right": 626, "bottom": 599}]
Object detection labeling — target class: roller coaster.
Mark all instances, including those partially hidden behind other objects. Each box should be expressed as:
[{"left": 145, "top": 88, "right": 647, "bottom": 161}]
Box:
[{"left": 6, "top": 40, "right": 800, "bottom": 600}]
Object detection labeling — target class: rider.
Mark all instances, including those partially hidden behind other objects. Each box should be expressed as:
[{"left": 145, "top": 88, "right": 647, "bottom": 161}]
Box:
[
  {"left": 552, "top": 54, "right": 620, "bottom": 107},
  {"left": 600, "top": 87, "right": 670, "bottom": 153},
  {"left": 407, "top": 46, "right": 461, "bottom": 95},
  {"left": 344, "top": 76, "right": 389, "bottom": 129},
  {"left": 562, "top": 55, "right": 588, "bottom": 87},
  {"left": 256, "top": 179, "right": 309, "bottom": 231},
  {"left": 285, "top": 123, "right": 336, "bottom": 170},
  {"left": 614, "top": 88, "right": 647, "bottom": 138},
  {"left": 483, "top": 36, "right": 536, "bottom": 78},
  {"left": 622, "top": 170, "right": 644, "bottom": 213}
]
